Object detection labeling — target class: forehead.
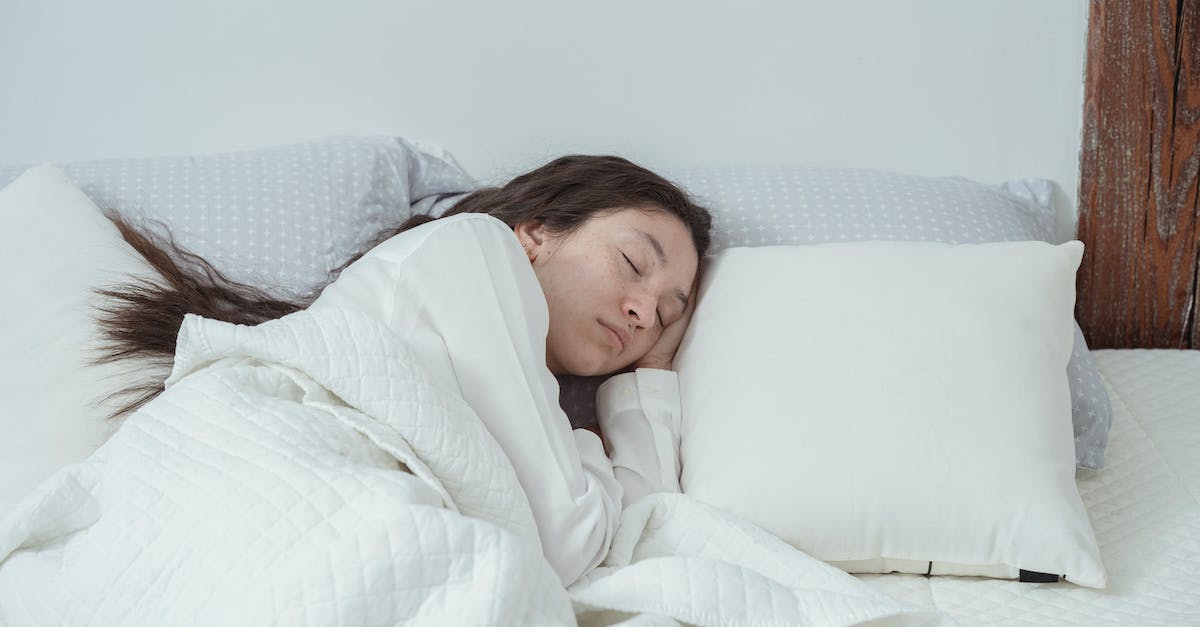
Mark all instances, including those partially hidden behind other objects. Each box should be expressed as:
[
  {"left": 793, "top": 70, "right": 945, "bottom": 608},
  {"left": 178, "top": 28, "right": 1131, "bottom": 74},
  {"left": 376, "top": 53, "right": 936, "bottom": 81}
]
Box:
[{"left": 582, "top": 207, "right": 699, "bottom": 272}]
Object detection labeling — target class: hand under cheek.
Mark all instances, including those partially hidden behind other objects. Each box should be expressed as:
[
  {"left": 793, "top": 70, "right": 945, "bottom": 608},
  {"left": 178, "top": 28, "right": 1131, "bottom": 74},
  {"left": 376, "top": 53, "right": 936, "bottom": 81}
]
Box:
[{"left": 627, "top": 338, "right": 654, "bottom": 366}]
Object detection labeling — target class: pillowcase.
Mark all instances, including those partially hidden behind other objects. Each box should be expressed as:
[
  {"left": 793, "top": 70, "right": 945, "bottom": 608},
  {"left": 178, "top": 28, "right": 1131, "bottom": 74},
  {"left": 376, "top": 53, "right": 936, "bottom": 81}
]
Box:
[
  {"left": 0, "top": 136, "right": 475, "bottom": 299},
  {"left": 674, "top": 240, "right": 1106, "bottom": 587},
  {"left": 0, "top": 165, "right": 158, "bottom": 515},
  {"left": 560, "top": 166, "right": 1111, "bottom": 470}
]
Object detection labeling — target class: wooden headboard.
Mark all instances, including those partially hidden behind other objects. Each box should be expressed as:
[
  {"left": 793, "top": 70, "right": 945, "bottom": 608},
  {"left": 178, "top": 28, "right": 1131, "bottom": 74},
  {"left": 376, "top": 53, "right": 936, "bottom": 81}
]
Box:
[{"left": 1078, "top": 0, "right": 1200, "bottom": 349}]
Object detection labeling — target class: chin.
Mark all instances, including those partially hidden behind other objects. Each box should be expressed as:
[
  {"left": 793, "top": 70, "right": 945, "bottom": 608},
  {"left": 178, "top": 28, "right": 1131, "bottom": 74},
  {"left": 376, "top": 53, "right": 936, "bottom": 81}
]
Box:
[
  {"left": 560, "top": 351, "right": 615, "bottom": 378},
  {"left": 566, "top": 363, "right": 610, "bottom": 378}
]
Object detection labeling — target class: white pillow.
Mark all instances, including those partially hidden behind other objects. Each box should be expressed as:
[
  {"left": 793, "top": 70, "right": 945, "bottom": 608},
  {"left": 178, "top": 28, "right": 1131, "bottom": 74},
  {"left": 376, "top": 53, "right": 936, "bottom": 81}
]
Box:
[
  {"left": 0, "top": 165, "right": 156, "bottom": 515},
  {"left": 675, "top": 240, "right": 1106, "bottom": 587}
]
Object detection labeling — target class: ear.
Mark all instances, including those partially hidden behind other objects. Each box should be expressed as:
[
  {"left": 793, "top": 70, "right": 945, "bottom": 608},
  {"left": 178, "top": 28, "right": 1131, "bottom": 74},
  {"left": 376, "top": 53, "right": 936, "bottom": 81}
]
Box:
[{"left": 513, "top": 220, "right": 547, "bottom": 261}]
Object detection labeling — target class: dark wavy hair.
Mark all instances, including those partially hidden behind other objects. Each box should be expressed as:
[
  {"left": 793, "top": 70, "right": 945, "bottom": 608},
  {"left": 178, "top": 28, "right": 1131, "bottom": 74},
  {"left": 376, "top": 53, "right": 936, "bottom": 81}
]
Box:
[{"left": 96, "top": 154, "right": 712, "bottom": 417}]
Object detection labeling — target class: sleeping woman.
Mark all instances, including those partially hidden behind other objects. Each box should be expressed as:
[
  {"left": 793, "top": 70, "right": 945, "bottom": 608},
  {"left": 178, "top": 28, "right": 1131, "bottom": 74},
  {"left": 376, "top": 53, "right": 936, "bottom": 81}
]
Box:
[{"left": 0, "top": 154, "right": 711, "bottom": 616}]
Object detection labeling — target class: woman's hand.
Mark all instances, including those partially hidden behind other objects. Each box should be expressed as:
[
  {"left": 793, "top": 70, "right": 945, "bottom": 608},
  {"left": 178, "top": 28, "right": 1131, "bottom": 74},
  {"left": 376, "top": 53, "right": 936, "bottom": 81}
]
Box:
[{"left": 633, "top": 284, "right": 698, "bottom": 371}]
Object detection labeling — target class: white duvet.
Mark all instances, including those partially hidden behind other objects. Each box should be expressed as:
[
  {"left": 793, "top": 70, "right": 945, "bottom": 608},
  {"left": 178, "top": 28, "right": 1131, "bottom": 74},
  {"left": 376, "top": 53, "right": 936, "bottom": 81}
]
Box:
[{"left": 0, "top": 275, "right": 940, "bottom": 626}]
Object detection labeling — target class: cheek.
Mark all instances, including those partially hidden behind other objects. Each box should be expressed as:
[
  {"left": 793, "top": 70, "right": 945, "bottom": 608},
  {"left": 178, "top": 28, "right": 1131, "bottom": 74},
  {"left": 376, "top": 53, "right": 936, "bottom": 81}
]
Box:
[
  {"left": 538, "top": 257, "right": 604, "bottom": 331},
  {"left": 537, "top": 248, "right": 624, "bottom": 335},
  {"left": 554, "top": 255, "right": 618, "bottom": 306},
  {"left": 548, "top": 267, "right": 597, "bottom": 310}
]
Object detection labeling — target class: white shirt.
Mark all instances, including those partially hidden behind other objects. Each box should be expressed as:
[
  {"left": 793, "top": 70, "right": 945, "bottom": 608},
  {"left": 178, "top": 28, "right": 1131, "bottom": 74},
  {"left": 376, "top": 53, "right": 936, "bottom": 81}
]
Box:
[{"left": 311, "top": 213, "right": 681, "bottom": 586}]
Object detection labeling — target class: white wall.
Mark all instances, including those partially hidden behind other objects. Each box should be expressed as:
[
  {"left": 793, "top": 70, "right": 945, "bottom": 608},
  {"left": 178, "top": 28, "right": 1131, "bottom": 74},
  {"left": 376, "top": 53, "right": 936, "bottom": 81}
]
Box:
[{"left": 1, "top": 1, "right": 1087, "bottom": 230}]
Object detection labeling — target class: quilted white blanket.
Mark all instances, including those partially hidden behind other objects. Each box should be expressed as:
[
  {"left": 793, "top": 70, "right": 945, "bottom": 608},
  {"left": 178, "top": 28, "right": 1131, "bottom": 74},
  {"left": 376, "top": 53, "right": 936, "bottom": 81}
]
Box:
[{"left": 0, "top": 307, "right": 938, "bottom": 626}]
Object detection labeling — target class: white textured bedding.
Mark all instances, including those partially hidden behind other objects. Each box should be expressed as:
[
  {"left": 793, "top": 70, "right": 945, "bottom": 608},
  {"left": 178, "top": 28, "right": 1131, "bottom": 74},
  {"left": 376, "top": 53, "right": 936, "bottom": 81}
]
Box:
[
  {"left": 859, "top": 349, "right": 1200, "bottom": 625},
  {"left": 2, "top": 306, "right": 1193, "bottom": 625},
  {"left": 0, "top": 303, "right": 933, "bottom": 626}
]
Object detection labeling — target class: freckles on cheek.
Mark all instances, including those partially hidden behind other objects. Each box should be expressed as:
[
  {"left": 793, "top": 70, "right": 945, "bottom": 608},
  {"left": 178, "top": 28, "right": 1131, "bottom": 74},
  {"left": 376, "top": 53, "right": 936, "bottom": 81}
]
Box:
[{"left": 590, "top": 254, "right": 620, "bottom": 285}]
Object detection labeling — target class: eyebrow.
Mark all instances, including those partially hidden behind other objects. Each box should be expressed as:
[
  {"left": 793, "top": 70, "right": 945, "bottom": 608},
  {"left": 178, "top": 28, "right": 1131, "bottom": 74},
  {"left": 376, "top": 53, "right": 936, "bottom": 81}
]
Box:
[
  {"left": 636, "top": 228, "right": 667, "bottom": 265},
  {"left": 634, "top": 228, "right": 690, "bottom": 311}
]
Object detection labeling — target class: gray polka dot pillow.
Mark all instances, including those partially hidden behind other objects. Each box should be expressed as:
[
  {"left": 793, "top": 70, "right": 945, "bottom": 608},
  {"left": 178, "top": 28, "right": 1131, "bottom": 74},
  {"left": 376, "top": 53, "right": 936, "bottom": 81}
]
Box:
[
  {"left": 562, "top": 165, "right": 1111, "bottom": 470},
  {"left": 0, "top": 136, "right": 475, "bottom": 298}
]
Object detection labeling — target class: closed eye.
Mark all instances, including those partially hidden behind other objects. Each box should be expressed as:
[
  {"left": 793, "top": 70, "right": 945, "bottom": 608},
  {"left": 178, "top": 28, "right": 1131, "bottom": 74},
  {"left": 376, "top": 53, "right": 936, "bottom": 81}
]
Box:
[{"left": 622, "top": 252, "right": 641, "bottom": 276}]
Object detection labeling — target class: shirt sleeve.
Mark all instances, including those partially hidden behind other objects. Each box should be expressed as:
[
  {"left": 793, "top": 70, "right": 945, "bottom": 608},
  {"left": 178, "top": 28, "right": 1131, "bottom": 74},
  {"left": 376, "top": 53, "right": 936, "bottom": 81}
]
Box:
[
  {"left": 337, "top": 214, "right": 623, "bottom": 586},
  {"left": 596, "top": 368, "right": 683, "bottom": 508}
]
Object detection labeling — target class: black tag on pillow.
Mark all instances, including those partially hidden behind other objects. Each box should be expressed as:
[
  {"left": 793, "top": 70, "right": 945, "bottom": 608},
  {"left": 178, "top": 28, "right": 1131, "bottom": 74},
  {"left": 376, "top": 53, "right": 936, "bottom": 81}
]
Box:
[{"left": 1018, "top": 569, "right": 1061, "bottom": 583}]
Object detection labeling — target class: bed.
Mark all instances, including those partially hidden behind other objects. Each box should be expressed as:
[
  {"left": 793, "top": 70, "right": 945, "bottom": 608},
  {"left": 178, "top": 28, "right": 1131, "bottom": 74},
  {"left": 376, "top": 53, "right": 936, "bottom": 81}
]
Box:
[
  {"left": 3, "top": 1, "right": 1198, "bottom": 624},
  {"left": 0, "top": 135, "right": 1196, "bottom": 625}
]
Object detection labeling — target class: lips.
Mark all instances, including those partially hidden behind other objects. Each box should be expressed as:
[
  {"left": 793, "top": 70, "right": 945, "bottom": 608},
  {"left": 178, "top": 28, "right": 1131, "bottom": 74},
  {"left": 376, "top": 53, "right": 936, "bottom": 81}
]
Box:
[{"left": 600, "top": 321, "right": 628, "bottom": 353}]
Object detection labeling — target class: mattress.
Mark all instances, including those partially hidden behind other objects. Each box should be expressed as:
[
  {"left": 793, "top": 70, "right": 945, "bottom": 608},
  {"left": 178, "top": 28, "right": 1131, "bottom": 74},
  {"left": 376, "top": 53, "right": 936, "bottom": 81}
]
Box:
[{"left": 858, "top": 349, "right": 1200, "bottom": 625}]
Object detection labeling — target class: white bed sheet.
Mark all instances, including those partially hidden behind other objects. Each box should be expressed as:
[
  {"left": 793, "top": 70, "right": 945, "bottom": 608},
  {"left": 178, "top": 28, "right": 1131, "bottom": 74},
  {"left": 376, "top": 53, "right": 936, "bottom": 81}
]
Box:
[{"left": 858, "top": 349, "right": 1200, "bottom": 625}]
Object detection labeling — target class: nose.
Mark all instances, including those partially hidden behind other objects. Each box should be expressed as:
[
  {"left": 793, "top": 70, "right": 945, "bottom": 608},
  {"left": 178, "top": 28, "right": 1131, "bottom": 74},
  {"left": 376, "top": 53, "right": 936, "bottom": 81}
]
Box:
[{"left": 623, "top": 290, "right": 657, "bottom": 329}]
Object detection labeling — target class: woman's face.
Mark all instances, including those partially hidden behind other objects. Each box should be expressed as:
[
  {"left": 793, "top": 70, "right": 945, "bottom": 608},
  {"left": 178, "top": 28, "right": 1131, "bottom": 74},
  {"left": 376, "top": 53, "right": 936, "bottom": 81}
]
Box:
[{"left": 516, "top": 207, "right": 699, "bottom": 376}]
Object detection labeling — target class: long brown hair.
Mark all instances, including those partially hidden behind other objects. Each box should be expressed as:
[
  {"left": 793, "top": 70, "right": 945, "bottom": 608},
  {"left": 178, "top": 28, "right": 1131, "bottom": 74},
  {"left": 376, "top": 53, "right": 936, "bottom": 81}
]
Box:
[{"left": 96, "top": 154, "right": 712, "bottom": 418}]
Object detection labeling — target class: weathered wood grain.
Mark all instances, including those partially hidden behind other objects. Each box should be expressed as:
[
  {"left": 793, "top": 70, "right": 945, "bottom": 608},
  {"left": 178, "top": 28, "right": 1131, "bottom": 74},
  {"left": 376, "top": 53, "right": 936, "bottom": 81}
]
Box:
[{"left": 1077, "top": 0, "right": 1200, "bottom": 348}]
